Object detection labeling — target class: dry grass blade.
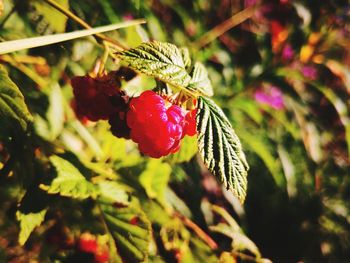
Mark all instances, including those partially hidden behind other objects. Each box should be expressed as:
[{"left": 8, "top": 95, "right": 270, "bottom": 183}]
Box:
[{"left": 0, "top": 19, "right": 146, "bottom": 55}]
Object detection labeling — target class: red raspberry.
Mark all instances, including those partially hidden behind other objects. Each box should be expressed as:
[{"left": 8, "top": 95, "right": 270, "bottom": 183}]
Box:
[
  {"left": 78, "top": 233, "right": 97, "bottom": 254},
  {"left": 71, "top": 73, "right": 123, "bottom": 121},
  {"left": 126, "top": 91, "right": 186, "bottom": 158},
  {"left": 94, "top": 246, "right": 109, "bottom": 263},
  {"left": 183, "top": 109, "right": 197, "bottom": 136}
]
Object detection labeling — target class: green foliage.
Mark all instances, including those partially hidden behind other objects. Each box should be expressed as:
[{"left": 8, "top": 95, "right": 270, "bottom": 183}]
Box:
[
  {"left": 188, "top": 62, "right": 214, "bottom": 97},
  {"left": 116, "top": 41, "right": 192, "bottom": 90},
  {"left": 99, "top": 199, "right": 152, "bottom": 262},
  {"left": 31, "top": 0, "right": 69, "bottom": 33},
  {"left": 34, "top": 83, "right": 64, "bottom": 141},
  {"left": 40, "top": 155, "right": 96, "bottom": 199},
  {"left": 16, "top": 209, "right": 47, "bottom": 246},
  {"left": 210, "top": 205, "right": 261, "bottom": 258},
  {"left": 168, "top": 135, "right": 198, "bottom": 163},
  {"left": 1, "top": 0, "right": 349, "bottom": 262},
  {"left": 139, "top": 159, "right": 171, "bottom": 204},
  {"left": 0, "top": 65, "right": 32, "bottom": 137},
  {"left": 196, "top": 96, "right": 249, "bottom": 203}
]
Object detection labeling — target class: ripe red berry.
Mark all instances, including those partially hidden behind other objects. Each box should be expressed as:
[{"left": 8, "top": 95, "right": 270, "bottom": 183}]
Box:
[
  {"left": 183, "top": 109, "right": 197, "bottom": 136},
  {"left": 108, "top": 111, "right": 131, "bottom": 139},
  {"left": 94, "top": 246, "right": 109, "bottom": 263},
  {"left": 78, "top": 233, "right": 98, "bottom": 254},
  {"left": 126, "top": 90, "right": 186, "bottom": 158},
  {"left": 71, "top": 73, "right": 123, "bottom": 122}
]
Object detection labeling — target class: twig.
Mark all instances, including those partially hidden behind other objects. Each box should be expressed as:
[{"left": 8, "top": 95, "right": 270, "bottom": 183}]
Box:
[
  {"left": 174, "top": 212, "right": 218, "bottom": 250},
  {"left": 195, "top": 5, "right": 257, "bottom": 48},
  {"left": 4, "top": 56, "right": 47, "bottom": 88},
  {"left": 43, "top": 0, "right": 127, "bottom": 50},
  {"left": 231, "top": 251, "right": 262, "bottom": 262}
]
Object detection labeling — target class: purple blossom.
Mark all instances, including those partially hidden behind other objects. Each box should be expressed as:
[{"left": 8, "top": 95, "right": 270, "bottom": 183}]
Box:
[
  {"left": 282, "top": 44, "right": 294, "bottom": 60},
  {"left": 122, "top": 14, "right": 134, "bottom": 21},
  {"left": 254, "top": 86, "right": 284, "bottom": 110},
  {"left": 302, "top": 65, "right": 318, "bottom": 80}
]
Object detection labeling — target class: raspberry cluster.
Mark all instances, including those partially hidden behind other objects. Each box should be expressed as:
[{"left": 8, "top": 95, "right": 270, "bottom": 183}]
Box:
[
  {"left": 71, "top": 73, "right": 122, "bottom": 121},
  {"left": 71, "top": 73, "right": 131, "bottom": 138},
  {"left": 71, "top": 74, "right": 197, "bottom": 158},
  {"left": 126, "top": 90, "right": 196, "bottom": 158}
]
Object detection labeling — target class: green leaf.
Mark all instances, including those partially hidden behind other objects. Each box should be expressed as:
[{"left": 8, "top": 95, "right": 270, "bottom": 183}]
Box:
[
  {"left": 40, "top": 155, "right": 96, "bottom": 199},
  {"left": 238, "top": 131, "right": 284, "bottom": 188},
  {"left": 116, "top": 41, "right": 192, "bottom": 89},
  {"left": 180, "top": 47, "right": 191, "bottom": 69},
  {"left": 0, "top": 20, "right": 146, "bottom": 54},
  {"left": 99, "top": 199, "right": 152, "bottom": 262},
  {"left": 210, "top": 205, "right": 261, "bottom": 258},
  {"left": 0, "top": 65, "right": 32, "bottom": 136},
  {"left": 188, "top": 62, "right": 214, "bottom": 97},
  {"left": 16, "top": 209, "right": 47, "bottom": 246},
  {"left": 139, "top": 159, "right": 171, "bottom": 204},
  {"left": 196, "top": 96, "right": 249, "bottom": 203},
  {"left": 168, "top": 135, "right": 198, "bottom": 164},
  {"left": 97, "top": 181, "right": 130, "bottom": 205},
  {"left": 46, "top": 83, "right": 64, "bottom": 140},
  {"left": 31, "top": 0, "right": 69, "bottom": 33},
  {"left": 16, "top": 187, "right": 49, "bottom": 246},
  {"left": 34, "top": 83, "right": 64, "bottom": 141}
]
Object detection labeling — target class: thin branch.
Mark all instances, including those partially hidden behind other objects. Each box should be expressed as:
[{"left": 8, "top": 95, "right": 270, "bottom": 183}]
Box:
[
  {"left": 195, "top": 5, "right": 257, "bottom": 49},
  {"left": 174, "top": 212, "right": 218, "bottom": 250},
  {"left": 43, "top": 0, "right": 127, "bottom": 50}
]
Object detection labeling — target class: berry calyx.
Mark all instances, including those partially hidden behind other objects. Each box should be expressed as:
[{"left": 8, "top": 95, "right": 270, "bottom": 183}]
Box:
[{"left": 126, "top": 90, "right": 186, "bottom": 158}]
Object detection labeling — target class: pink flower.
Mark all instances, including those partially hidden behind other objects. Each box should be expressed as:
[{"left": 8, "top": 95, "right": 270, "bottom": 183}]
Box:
[
  {"left": 282, "top": 44, "right": 294, "bottom": 61},
  {"left": 254, "top": 86, "right": 284, "bottom": 110},
  {"left": 302, "top": 65, "right": 317, "bottom": 80}
]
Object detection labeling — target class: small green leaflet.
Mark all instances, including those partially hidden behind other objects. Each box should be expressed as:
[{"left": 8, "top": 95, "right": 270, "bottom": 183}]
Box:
[
  {"left": 16, "top": 187, "right": 49, "bottom": 246},
  {"left": 17, "top": 209, "right": 48, "bottom": 245},
  {"left": 99, "top": 199, "right": 152, "bottom": 262},
  {"left": 40, "top": 155, "right": 96, "bottom": 199},
  {"left": 31, "top": 0, "right": 69, "bottom": 33},
  {"left": 188, "top": 62, "right": 214, "bottom": 97},
  {"left": 116, "top": 41, "right": 214, "bottom": 97},
  {"left": 196, "top": 96, "right": 249, "bottom": 203},
  {"left": 0, "top": 65, "right": 32, "bottom": 136},
  {"left": 139, "top": 159, "right": 171, "bottom": 204},
  {"left": 116, "top": 41, "right": 192, "bottom": 89},
  {"left": 179, "top": 47, "right": 191, "bottom": 69}
]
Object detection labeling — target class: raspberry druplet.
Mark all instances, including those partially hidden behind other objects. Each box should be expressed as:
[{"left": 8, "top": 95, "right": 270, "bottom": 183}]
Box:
[
  {"left": 183, "top": 109, "right": 197, "bottom": 136},
  {"left": 126, "top": 90, "right": 186, "bottom": 158}
]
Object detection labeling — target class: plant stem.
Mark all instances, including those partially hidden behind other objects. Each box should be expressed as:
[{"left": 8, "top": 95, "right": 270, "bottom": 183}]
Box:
[
  {"left": 194, "top": 5, "right": 257, "bottom": 49},
  {"left": 98, "top": 42, "right": 110, "bottom": 76},
  {"left": 43, "top": 0, "right": 126, "bottom": 50},
  {"left": 174, "top": 212, "right": 218, "bottom": 250},
  {"left": 4, "top": 56, "right": 47, "bottom": 88}
]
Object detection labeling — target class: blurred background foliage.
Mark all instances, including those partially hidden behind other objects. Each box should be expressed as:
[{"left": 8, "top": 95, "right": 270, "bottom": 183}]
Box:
[{"left": 0, "top": 0, "right": 350, "bottom": 262}]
